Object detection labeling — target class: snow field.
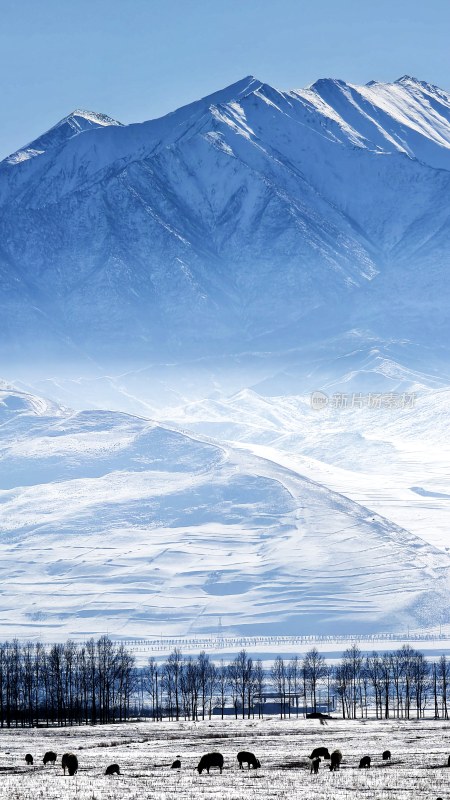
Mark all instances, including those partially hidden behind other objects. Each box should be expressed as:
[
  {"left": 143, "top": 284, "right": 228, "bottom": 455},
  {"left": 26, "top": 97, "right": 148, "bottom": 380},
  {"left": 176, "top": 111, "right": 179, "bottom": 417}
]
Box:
[
  {"left": 1, "top": 387, "right": 450, "bottom": 639},
  {"left": 162, "top": 387, "right": 450, "bottom": 551},
  {"left": 1, "top": 717, "right": 450, "bottom": 800}
]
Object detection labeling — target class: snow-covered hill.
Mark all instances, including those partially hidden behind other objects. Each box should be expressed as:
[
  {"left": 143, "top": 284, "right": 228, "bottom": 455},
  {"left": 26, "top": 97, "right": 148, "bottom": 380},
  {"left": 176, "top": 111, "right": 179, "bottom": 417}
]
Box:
[
  {"left": 1, "top": 386, "right": 450, "bottom": 640},
  {"left": 1, "top": 75, "right": 450, "bottom": 371},
  {"left": 160, "top": 386, "right": 450, "bottom": 552}
]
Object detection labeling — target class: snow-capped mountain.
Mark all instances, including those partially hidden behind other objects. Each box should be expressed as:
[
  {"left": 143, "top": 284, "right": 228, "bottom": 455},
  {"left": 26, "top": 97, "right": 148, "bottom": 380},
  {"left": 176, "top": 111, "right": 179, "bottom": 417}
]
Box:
[
  {"left": 1, "top": 385, "right": 450, "bottom": 640},
  {"left": 1, "top": 75, "right": 450, "bottom": 370},
  {"left": 6, "top": 110, "right": 123, "bottom": 165}
]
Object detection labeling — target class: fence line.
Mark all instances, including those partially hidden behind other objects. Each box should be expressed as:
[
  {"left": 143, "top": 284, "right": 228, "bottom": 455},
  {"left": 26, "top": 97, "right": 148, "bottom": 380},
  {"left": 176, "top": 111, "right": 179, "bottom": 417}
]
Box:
[{"left": 102, "top": 630, "right": 450, "bottom": 653}]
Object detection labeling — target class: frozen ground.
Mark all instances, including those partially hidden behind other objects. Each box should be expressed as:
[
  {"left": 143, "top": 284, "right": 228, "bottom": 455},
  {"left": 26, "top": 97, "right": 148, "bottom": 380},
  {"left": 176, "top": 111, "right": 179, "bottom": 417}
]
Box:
[{"left": 1, "top": 716, "right": 450, "bottom": 800}]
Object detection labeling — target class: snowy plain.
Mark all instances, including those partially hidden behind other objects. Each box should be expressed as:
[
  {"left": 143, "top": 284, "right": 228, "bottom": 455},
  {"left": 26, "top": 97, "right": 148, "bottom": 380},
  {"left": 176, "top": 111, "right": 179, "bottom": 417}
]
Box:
[{"left": 1, "top": 716, "right": 450, "bottom": 800}]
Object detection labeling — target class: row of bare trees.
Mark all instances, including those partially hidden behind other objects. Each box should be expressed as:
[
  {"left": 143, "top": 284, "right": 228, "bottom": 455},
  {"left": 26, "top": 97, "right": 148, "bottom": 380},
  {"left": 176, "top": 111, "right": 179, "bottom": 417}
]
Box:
[
  {"left": 0, "top": 639, "right": 448, "bottom": 725},
  {"left": 143, "top": 644, "right": 450, "bottom": 722},
  {"left": 336, "top": 644, "right": 450, "bottom": 720},
  {"left": 0, "top": 636, "right": 135, "bottom": 727},
  {"left": 143, "top": 648, "right": 265, "bottom": 720}
]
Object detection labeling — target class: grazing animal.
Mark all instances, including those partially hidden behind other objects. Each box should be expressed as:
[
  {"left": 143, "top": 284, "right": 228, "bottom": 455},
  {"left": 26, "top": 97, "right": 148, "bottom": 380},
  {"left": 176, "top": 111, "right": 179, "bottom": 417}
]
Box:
[
  {"left": 306, "top": 712, "right": 332, "bottom": 725},
  {"left": 197, "top": 752, "right": 224, "bottom": 774},
  {"left": 25, "top": 754, "right": 33, "bottom": 765},
  {"left": 359, "top": 756, "right": 371, "bottom": 769},
  {"left": 447, "top": 755, "right": 450, "bottom": 767},
  {"left": 237, "top": 751, "right": 261, "bottom": 770},
  {"left": 43, "top": 751, "right": 57, "bottom": 766},
  {"left": 171, "top": 759, "right": 181, "bottom": 769},
  {"left": 329, "top": 750, "right": 342, "bottom": 771},
  {"left": 105, "top": 763, "right": 120, "bottom": 775},
  {"left": 383, "top": 750, "right": 391, "bottom": 761},
  {"left": 310, "top": 757, "right": 321, "bottom": 774},
  {"left": 62, "top": 752, "right": 78, "bottom": 776},
  {"left": 309, "top": 747, "right": 330, "bottom": 760}
]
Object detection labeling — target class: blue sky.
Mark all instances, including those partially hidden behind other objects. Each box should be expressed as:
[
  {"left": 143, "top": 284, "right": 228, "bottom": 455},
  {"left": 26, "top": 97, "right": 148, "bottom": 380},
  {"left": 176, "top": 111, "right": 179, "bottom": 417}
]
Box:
[{"left": 1, "top": 0, "right": 450, "bottom": 159}]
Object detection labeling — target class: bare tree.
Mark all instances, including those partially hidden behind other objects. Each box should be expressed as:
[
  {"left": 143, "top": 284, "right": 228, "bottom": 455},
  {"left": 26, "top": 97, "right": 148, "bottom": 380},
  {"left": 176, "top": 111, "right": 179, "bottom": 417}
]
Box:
[
  {"left": 253, "top": 659, "right": 265, "bottom": 718},
  {"left": 341, "top": 644, "right": 363, "bottom": 719},
  {"left": 439, "top": 655, "right": 450, "bottom": 719},
  {"left": 216, "top": 660, "right": 229, "bottom": 720},
  {"left": 271, "top": 656, "right": 286, "bottom": 718},
  {"left": 288, "top": 656, "right": 301, "bottom": 717},
  {"left": 303, "top": 647, "right": 327, "bottom": 713},
  {"left": 231, "top": 649, "right": 252, "bottom": 719}
]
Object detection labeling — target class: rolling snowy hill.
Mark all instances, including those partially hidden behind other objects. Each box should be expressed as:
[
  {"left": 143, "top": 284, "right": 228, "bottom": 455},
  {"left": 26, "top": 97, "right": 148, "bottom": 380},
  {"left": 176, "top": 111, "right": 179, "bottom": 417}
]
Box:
[
  {"left": 1, "top": 75, "right": 450, "bottom": 373},
  {"left": 1, "top": 386, "right": 450, "bottom": 640},
  {"left": 159, "top": 386, "right": 450, "bottom": 552}
]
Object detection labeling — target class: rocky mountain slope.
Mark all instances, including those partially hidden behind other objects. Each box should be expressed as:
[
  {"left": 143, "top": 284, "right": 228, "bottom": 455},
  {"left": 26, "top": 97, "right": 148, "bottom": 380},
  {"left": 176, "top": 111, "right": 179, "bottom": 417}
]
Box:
[{"left": 1, "top": 75, "right": 450, "bottom": 368}]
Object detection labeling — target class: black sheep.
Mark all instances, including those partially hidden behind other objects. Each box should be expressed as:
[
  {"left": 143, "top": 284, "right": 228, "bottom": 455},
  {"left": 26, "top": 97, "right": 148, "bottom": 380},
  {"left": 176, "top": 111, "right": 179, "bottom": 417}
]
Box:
[
  {"left": 171, "top": 759, "right": 181, "bottom": 769},
  {"left": 382, "top": 750, "right": 391, "bottom": 761},
  {"left": 306, "top": 712, "right": 332, "bottom": 725},
  {"left": 197, "top": 752, "right": 224, "bottom": 774},
  {"left": 25, "top": 754, "right": 33, "bottom": 766},
  {"left": 309, "top": 747, "right": 330, "bottom": 760},
  {"left": 329, "top": 750, "right": 342, "bottom": 771},
  {"left": 359, "top": 756, "right": 371, "bottom": 769},
  {"left": 237, "top": 751, "right": 260, "bottom": 769},
  {"left": 62, "top": 752, "right": 78, "bottom": 776},
  {"left": 310, "top": 757, "right": 321, "bottom": 774},
  {"left": 43, "top": 751, "right": 57, "bottom": 766},
  {"left": 105, "top": 763, "right": 120, "bottom": 775}
]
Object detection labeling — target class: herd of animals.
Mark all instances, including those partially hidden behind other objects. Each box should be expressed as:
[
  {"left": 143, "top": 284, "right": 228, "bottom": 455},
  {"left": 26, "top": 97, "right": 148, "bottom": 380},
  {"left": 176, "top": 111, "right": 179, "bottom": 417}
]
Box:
[
  {"left": 6, "top": 741, "right": 445, "bottom": 800},
  {"left": 21, "top": 749, "right": 259, "bottom": 776},
  {"left": 307, "top": 747, "right": 390, "bottom": 773},
  {"left": 19, "top": 746, "right": 401, "bottom": 776}
]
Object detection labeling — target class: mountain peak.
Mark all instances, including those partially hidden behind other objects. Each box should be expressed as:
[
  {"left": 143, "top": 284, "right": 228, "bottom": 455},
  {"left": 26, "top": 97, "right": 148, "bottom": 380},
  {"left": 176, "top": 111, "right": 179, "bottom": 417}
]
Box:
[
  {"left": 214, "top": 74, "right": 260, "bottom": 93},
  {"left": 59, "top": 109, "right": 123, "bottom": 128},
  {"left": 394, "top": 75, "right": 438, "bottom": 91},
  {"left": 395, "top": 74, "right": 417, "bottom": 84},
  {"left": 308, "top": 77, "right": 348, "bottom": 93},
  {"left": 6, "top": 108, "right": 122, "bottom": 164},
  {"left": 182, "top": 74, "right": 263, "bottom": 113}
]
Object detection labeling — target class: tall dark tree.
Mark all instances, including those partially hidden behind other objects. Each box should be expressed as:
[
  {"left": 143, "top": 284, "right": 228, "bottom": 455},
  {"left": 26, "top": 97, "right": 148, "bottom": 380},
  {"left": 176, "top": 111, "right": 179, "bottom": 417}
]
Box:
[
  {"left": 271, "top": 656, "right": 286, "bottom": 718},
  {"left": 303, "top": 647, "right": 327, "bottom": 713}
]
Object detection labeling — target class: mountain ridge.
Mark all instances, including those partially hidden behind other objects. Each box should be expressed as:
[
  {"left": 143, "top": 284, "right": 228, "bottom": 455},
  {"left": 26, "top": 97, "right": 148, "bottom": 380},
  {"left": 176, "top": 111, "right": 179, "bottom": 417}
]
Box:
[{"left": 1, "top": 74, "right": 449, "bottom": 376}]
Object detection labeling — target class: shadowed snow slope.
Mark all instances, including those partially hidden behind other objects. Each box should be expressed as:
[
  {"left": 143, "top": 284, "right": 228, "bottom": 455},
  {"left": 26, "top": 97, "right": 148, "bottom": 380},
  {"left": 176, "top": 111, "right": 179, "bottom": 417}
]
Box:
[
  {"left": 1, "top": 75, "right": 450, "bottom": 369},
  {"left": 1, "top": 387, "right": 450, "bottom": 640},
  {"left": 161, "top": 387, "right": 450, "bottom": 552}
]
